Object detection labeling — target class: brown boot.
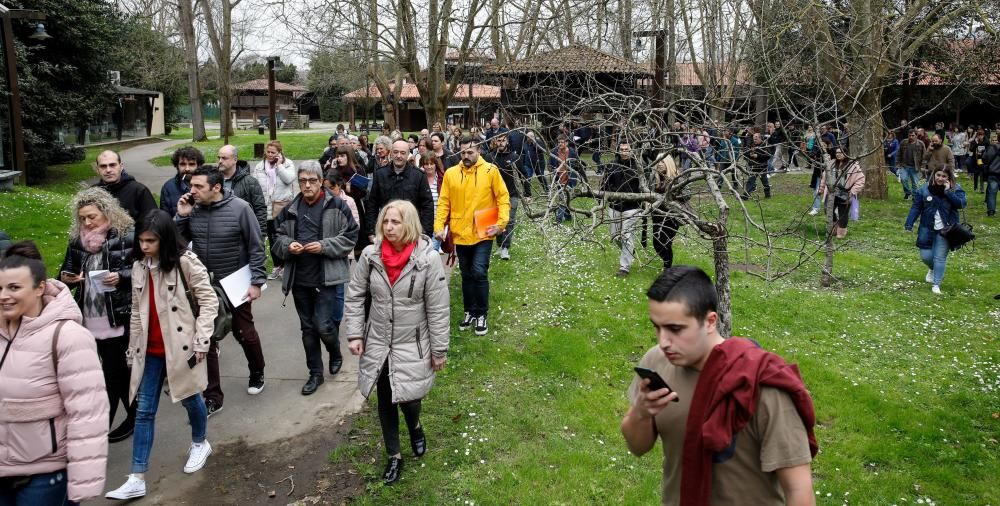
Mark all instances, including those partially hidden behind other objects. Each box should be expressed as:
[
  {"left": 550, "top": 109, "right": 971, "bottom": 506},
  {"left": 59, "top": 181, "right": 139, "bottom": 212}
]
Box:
[{"left": 836, "top": 226, "right": 848, "bottom": 239}]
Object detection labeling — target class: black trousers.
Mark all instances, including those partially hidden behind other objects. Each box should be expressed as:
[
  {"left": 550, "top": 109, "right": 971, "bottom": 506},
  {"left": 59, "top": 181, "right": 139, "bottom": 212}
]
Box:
[
  {"left": 653, "top": 215, "right": 681, "bottom": 269},
  {"left": 376, "top": 362, "right": 421, "bottom": 456},
  {"left": 96, "top": 334, "right": 133, "bottom": 426},
  {"left": 266, "top": 219, "right": 283, "bottom": 268}
]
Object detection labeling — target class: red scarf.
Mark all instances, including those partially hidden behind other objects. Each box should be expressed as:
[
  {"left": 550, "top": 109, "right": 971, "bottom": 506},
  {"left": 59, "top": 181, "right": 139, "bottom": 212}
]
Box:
[
  {"left": 380, "top": 240, "right": 416, "bottom": 286},
  {"left": 681, "top": 338, "right": 818, "bottom": 506}
]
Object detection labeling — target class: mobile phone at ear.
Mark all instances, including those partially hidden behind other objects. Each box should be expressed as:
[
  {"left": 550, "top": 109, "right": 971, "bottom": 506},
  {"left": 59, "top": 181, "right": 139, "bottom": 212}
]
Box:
[
  {"left": 187, "top": 353, "right": 198, "bottom": 369},
  {"left": 634, "top": 367, "right": 679, "bottom": 402}
]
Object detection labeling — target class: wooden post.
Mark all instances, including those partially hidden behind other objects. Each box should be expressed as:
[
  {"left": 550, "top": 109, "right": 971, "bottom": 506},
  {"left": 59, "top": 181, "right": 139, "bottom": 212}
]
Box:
[
  {"left": 267, "top": 58, "right": 277, "bottom": 140},
  {"left": 2, "top": 16, "right": 26, "bottom": 185}
]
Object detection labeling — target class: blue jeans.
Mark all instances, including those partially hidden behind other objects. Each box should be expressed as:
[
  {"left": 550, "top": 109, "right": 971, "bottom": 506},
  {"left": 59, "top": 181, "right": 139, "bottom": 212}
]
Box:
[
  {"left": 455, "top": 240, "right": 492, "bottom": 317},
  {"left": 919, "top": 232, "right": 950, "bottom": 286},
  {"left": 132, "top": 354, "right": 207, "bottom": 474},
  {"left": 0, "top": 470, "right": 75, "bottom": 506},
  {"left": 496, "top": 197, "right": 519, "bottom": 250},
  {"left": 899, "top": 166, "right": 918, "bottom": 197},
  {"left": 291, "top": 284, "right": 344, "bottom": 376},
  {"left": 987, "top": 177, "right": 998, "bottom": 215}
]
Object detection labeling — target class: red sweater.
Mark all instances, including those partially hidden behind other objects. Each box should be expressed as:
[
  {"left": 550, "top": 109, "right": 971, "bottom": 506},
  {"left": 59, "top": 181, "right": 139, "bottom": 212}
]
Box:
[
  {"left": 146, "top": 272, "right": 165, "bottom": 357},
  {"left": 681, "top": 338, "right": 818, "bottom": 506}
]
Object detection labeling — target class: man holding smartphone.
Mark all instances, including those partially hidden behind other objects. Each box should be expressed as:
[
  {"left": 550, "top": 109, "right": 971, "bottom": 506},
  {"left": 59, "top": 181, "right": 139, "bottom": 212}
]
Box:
[{"left": 621, "top": 266, "right": 818, "bottom": 505}]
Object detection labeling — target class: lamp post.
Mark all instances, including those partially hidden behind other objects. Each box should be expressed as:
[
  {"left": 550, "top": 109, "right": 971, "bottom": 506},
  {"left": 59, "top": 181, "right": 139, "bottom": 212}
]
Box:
[
  {"left": 0, "top": 4, "right": 47, "bottom": 186},
  {"left": 266, "top": 56, "right": 282, "bottom": 141}
]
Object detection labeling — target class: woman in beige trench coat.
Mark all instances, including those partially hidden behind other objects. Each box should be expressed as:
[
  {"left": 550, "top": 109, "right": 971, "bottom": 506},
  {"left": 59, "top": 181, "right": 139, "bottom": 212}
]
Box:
[{"left": 105, "top": 210, "right": 219, "bottom": 501}]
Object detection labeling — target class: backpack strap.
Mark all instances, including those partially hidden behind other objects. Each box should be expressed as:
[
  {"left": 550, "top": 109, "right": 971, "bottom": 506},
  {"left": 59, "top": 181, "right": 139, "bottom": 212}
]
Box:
[
  {"left": 51, "top": 320, "right": 66, "bottom": 375},
  {"left": 176, "top": 260, "right": 200, "bottom": 318}
]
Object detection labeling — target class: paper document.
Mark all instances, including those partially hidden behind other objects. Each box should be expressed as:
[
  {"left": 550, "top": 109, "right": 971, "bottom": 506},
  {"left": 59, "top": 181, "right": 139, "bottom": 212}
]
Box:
[
  {"left": 87, "top": 270, "right": 116, "bottom": 293},
  {"left": 349, "top": 173, "right": 371, "bottom": 190},
  {"left": 474, "top": 207, "right": 499, "bottom": 240},
  {"left": 218, "top": 265, "right": 266, "bottom": 307}
]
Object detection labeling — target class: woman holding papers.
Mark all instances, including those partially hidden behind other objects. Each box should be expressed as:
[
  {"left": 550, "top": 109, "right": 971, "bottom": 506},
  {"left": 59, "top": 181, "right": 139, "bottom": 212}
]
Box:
[
  {"left": 104, "top": 210, "right": 218, "bottom": 500},
  {"left": 59, "top": 187, "right": 137, "bottom": 443},
  {"left": 345, "top": 200, "right": 450, "bottom": 485}
]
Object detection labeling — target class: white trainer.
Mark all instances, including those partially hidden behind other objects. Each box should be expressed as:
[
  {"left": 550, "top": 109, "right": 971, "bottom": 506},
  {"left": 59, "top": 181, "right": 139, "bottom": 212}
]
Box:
[
  {"left": 808, "top": 208, "right": 819, "bottom": 216},
  {"left": 931, "top": 285, "right": 942, "bottom": 295},
  {"left": 925, "top": 270, "right": 933, "bottom": 283},
  {"left": 183, "top": 441, "right": 213, "bottom": 474},
  {"left": 105, "top": 475, "right": 146, "bottom": 500},
  {"left": 499, "top": 247, "right": 510, "bottom": 260}
]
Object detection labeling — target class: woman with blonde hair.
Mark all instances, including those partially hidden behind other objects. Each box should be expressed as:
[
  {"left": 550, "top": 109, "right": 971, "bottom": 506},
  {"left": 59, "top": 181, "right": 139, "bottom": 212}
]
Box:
[
  {"left": 251, "top": 139, "right": 297, "bottom": 280},
  {"left": 651, "top": 155, "right": 684, "bottom": 269},
  {"left": 344, "top": 200, "right": 450, "bottom": 485},
  {"left": 59, "top": 187, "right": 136, "bottom": 443}
]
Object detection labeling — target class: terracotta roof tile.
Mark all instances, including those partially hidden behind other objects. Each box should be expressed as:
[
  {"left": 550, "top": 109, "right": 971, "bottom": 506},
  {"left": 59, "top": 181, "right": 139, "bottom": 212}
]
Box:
[
  {"left": 233, "top": 79, "right": 308, "bottom": 92},
  {"left": 343, "top": 83, "right": 500, "bottom": 101}
]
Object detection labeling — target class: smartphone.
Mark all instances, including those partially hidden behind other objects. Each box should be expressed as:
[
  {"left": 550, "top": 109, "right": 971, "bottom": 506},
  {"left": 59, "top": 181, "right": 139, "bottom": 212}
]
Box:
[
  {"left": 634, "top": 367, "right": 679, "bottom": 402},
  {"left": 184, "top": 194, "right": 195, "bottom": 204},
  {"left": 187, "top": 353, "right": 198, "bottom": 369}
]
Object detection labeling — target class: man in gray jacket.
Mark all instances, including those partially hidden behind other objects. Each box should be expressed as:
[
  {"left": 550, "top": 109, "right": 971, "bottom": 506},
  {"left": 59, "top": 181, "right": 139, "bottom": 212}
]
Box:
[
  {"left": 271, "top": 161, "right": 358, "bottom": 395},
  {"left": 176, "top": 166, "right": 268, "bottom": 416},
  {"left": 218, "top": 144, "right": 267, "bottom": 240}
]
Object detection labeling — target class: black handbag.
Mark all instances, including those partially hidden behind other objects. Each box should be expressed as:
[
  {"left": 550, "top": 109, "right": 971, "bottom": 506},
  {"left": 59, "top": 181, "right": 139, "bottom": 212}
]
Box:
[
  {"left": 941, "top": 209, "right": 975, "bottom": 251},
  {"left": 177, "top": 263, "right": 233, "bottom": 342}
]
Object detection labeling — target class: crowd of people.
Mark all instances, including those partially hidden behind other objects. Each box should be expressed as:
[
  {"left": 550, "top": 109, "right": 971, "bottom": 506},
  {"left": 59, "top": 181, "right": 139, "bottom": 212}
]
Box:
[{"left": 1, "top": 113, "right": 993, "bottom": 504}]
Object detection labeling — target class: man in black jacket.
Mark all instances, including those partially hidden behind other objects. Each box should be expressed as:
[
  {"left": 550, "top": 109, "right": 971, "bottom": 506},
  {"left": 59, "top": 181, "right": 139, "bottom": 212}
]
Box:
[
  {"left": 486, "top": 133, "right": 522, "bottom": 260},
  {"left": 93, "top": 149, "right": 157, "bottom": 222},
  {"left": 218, "top": 145, "right": 267, "bottom": 239},
  {"left": 176, "top": 166, "right": 268, "bottom": 416},
  {"left": 364, "top": 140, "right": 434, "bottom": 242},
  {"left": 982, "top": 141, "right": 1000, "bottom": 217},
  {"left": 601, "top": 142, "right": 644, "bottom": 277}
]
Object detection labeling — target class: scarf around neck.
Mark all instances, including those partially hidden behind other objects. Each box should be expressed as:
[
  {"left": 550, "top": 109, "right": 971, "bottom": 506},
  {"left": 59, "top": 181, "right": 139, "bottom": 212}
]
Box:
[
  {"left": 80, "top": 222, "right": 112, "bottom": 254},
  {"left": 380, "top": 240, "right": 417, "bottom": 286}
]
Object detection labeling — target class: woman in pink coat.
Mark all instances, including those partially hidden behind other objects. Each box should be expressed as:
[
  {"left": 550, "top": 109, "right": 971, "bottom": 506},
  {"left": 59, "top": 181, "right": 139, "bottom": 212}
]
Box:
[{"left": 0, "top": 241, "right": 109, "bottom": 505}]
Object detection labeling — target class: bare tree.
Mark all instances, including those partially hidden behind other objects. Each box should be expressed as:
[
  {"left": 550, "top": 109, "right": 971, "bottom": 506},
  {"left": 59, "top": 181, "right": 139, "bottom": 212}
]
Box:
[{"left": 178, "top": 0, "right": 207, "bottom": 141}]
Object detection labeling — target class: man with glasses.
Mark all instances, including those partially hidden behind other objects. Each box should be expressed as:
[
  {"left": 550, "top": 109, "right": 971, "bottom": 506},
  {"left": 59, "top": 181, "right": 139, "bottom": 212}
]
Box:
[
  {"left": 175, "top": 166, "right": 268, "bottom": 416},
  {"left": 217, "top": 144, "right": 267, "bottom": 239},
  {"left": 272, "top": 161, "right": 358, "bottom": 395},
  {"left": 364, "top": 139, "right": 434, "bottom": 243}
]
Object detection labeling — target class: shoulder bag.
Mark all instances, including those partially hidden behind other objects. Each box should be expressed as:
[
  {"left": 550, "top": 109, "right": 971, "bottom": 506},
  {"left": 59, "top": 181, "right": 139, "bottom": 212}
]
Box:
[
  {"left": 177, "top": 262, "right": 233, "bottom": 342},
  {"left": 941, "top": 207, "right": 974, "bottom": 251}
]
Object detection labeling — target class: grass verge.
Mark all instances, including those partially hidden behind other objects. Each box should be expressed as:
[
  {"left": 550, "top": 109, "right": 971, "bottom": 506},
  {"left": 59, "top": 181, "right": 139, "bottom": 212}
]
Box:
[{"left": 335, "top": 171, "right": 999, "bottom": 505}]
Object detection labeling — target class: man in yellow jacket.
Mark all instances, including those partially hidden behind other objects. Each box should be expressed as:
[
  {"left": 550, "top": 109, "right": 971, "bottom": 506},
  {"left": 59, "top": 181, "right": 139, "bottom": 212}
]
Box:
[{"left": 434, "top": 137, "right": 511, "bottom": 336}]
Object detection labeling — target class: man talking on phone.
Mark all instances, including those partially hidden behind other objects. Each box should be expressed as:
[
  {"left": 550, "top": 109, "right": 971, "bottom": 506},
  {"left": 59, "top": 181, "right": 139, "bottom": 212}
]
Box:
[
  {"left": 175, "top": 166, "right": 268, "bottom": 417},
  {"left": 621, "top": 266, "right": 818, "bottom": 505}
]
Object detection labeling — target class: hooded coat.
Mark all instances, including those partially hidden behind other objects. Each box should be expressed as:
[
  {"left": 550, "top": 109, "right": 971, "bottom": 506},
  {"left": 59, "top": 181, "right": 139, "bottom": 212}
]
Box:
[
  {"left": 344, "top": 238, "right": 449, "bottom": 403},
  {"left": 0, "top": 280, "right": 109, "bottom": 501},
  {"left": 94, "top": 172, "right": 157, "bottom": 222}
]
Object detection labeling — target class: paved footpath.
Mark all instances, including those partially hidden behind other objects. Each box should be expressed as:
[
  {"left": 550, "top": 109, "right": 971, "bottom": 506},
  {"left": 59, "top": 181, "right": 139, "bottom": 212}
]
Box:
[{"left": 95, "top": 140, "right": 366, "bottom": 504}]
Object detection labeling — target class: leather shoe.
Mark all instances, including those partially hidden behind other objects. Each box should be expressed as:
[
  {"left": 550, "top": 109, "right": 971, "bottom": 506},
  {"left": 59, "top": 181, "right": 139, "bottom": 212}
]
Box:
[
  {"left": 108, "top": 419, "right": 134, "bottom": 443},
  {"left": 382, "top": 456, "right": 403, "bottom": 485},
  {"left": 329, "top": 355, "right": 343, "bottom": 375},
  {"left": 410, "top": 426, "right": 426, "bottom": 457},
  {"left": 301, "top": 375, "right": 324, "bottom": 396}
]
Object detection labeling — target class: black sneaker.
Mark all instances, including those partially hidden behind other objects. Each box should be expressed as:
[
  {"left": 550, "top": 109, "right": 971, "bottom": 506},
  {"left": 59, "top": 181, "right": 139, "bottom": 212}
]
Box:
[
  {"left": 474, "top": 315, "right": 488, "bottom": 336},
  {"left": 247, "top": 372, "right": 265, "bottom": 395},
  {"left": 459, "top": 312, "right": 474, "bottom": 331},
  {"left": 205, "top": 399, "right": 223, "bottom": 418}
]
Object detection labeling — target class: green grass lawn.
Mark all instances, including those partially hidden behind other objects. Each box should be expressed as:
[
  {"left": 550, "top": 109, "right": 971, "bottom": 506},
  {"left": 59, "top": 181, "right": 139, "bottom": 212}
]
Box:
[{"left": 336, "top": 172, "right": 999, "bottom": 505}]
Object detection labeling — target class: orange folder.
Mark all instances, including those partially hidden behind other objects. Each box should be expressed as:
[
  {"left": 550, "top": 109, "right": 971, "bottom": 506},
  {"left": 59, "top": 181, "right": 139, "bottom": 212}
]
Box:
[{"left": 474, "top": 207, "right": 499, "bottom": 239}]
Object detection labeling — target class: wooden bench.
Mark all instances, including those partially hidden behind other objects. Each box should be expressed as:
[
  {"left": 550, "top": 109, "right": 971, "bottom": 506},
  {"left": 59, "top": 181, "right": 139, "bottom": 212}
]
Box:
[
  {"left": 0, "top": 170, "right": 22, "bottom": 191},
  {"left": 236, "top": 118, "right": 259, "bottom": 130}
]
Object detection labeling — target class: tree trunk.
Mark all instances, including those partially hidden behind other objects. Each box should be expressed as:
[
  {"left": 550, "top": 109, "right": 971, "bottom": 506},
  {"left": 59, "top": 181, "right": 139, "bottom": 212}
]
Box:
[
  {"left": 853, "top": 91, "right": 888, "bottom": 199},
  {"left": 178, "top": 0, "right": 206, "bottom": 141},
  {"left": 713, "top": 227, "right": 732, "bottom": 338}
]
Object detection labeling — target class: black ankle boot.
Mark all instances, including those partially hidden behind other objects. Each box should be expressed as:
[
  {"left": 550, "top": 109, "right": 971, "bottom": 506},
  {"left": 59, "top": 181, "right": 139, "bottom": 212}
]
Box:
[
  {"left": 382, "top": 456, "right": 403, "bottom": 484},
  {"left": 108, "top": 413, "right": 135, "bottom": 443},
  {"left": 410, "top": 425, "right": 426, "bottom": 457}
]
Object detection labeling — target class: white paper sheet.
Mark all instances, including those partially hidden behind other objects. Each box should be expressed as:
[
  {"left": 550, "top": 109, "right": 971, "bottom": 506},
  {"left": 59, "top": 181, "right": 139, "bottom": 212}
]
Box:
[
  {"left": 218, "top": 265, "right": 266, "bottom": 307},
  {"left": 87, "top": 270, "right": 116, "bottom": 293}
]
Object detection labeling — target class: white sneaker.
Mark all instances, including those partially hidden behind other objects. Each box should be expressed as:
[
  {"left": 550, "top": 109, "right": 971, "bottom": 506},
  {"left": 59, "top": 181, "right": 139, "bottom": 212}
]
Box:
[
  {"left": 925, "top": 270, "right": 933, "bottom": 283},
  {"left": 808, "top": 208, "right": 819, "bottom": 216},
  {"left": 931, "top": 285, "right": 942, "bottom": 295},
  {"left": 183, "top": 441, "right": 212, "bottom": 474},
  {"left": 106, "top": 475, "right": 146, "bottom": 499},
  {"left": 499, "top": 247, "right": 510, "bottom": 260}
]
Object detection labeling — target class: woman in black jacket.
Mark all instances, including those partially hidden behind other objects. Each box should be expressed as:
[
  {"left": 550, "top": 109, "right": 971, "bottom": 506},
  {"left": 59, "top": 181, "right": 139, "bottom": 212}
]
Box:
[{"left": 60, "top": 186, "right": 137, "bottom": 443}]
